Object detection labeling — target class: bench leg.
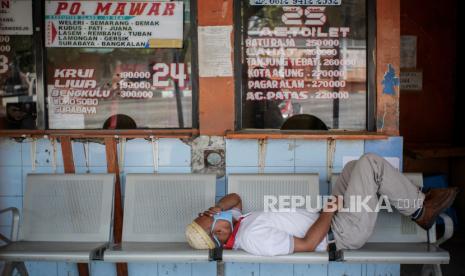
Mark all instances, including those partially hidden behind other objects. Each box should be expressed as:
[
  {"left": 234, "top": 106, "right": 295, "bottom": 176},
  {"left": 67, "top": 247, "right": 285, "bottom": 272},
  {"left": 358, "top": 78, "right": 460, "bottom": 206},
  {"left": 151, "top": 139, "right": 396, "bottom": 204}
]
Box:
[
  {"left": 433, "top": 264, "right": 443, "bottom": 276},
  {"left": 421, "top": 264, "right": 443, "bottom": 276},
  {"left": 1, "top": 262, "right": 28, "bottom": 276},
  {"left": 1, "top": 263, "right": 13, "bottom": 276}
]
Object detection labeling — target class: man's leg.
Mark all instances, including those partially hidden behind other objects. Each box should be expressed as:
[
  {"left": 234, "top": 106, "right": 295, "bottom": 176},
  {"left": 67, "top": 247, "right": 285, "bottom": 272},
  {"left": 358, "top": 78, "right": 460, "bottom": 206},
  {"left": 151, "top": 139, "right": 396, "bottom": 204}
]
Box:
[
  {"left": 331, "top": 160, "right": 357, "bottom": 197},
  {"left": 331, "top": 153, "right": 424, "bottom": 250}
]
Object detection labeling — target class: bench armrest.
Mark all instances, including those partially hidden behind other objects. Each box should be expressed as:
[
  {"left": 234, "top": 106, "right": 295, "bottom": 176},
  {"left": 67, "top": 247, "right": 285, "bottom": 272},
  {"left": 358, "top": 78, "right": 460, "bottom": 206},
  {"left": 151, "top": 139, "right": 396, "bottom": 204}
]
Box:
[
  {"left": 435, "top": 213, "right": 454, "bottom": 246},
  {"left": 0, "top": 207, "right": 20, "bottom": 243}
]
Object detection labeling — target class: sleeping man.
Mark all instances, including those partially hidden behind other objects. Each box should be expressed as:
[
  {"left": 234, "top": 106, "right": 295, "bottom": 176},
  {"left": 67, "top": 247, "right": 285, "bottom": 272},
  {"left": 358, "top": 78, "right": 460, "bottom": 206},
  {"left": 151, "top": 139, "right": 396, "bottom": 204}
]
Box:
[{"left": 185, "top": 153, "right": 458, "bottom": 256}]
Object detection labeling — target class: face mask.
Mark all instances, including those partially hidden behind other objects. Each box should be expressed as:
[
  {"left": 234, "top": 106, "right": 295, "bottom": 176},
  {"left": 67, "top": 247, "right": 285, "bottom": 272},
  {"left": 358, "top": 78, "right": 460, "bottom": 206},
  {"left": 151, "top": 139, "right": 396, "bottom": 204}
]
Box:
[{"left": 211, "top": 210, "right": 233, "bottom": 247}]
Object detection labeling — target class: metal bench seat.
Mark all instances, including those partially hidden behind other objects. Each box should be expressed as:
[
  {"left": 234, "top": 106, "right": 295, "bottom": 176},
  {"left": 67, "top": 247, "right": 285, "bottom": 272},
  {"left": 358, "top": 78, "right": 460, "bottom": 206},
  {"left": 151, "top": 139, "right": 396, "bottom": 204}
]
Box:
[
  {"left": 103, "top": 174, "right": 216, "bottom": 263},
  {"left": 224, "top": 174, "right": 329, "bottom": 263},
  {"left": 222, "top": 250, "right": 328, "bottom": 264},
  {"left": 104, "top": 242, "right": 209, "bottom": 263},
  {"left": 341, "top": 242, "right": 449, "bottom": 264},
  {"left": 0, "top": 241, "right": 108, "bottom": 262},
  {"left": 228, "top": 174, "right": 320, "bottom": 214},
  {"left": 0, "top": 174, "right": 115, "bottom": 271}
]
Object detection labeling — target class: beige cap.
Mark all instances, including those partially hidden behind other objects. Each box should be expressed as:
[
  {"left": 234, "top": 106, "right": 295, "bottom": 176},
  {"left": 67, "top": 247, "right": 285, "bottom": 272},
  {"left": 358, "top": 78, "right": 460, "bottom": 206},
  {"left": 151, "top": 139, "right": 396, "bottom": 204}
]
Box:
[{"left": 185, "top": 221, "right": 216, "bottom": 250}]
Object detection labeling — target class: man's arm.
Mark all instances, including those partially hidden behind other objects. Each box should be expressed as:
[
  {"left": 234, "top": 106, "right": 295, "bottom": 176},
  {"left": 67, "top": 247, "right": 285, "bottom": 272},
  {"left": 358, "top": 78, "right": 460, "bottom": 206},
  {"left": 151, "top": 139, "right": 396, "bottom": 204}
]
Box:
[
  {"left": 293, "top": 198, "right": 339, "bottom": 252},
  {"left": 199, "top": 193, "right": 242, "bottom": 217}
]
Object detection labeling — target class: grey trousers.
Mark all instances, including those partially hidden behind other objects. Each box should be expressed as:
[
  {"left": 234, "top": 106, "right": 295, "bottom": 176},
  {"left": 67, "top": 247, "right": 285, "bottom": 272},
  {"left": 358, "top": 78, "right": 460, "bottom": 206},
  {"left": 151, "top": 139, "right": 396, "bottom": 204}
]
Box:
[{"left": 331, "top": 153, "right": 425, "bottom": 250}]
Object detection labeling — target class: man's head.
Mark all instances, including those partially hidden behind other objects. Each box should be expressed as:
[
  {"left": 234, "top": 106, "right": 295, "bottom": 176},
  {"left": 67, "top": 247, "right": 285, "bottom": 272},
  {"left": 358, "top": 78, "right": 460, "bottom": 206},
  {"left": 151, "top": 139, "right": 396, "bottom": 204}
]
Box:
[{"left": 185, "top": 211, "right": 233, "bottom": 249}]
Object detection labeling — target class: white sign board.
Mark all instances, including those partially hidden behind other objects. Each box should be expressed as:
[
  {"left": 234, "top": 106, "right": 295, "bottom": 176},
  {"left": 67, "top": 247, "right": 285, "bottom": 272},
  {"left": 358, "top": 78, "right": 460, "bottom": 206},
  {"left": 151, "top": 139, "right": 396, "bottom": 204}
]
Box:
[
  {"left": 198, "top": 26, "right": 233, "bottom": 77},
  {"left": 45, "top": 1, "right": 184, "bottom": 48},
  {"left": 400, "top": 71, "right": 423, "bottom": 91},
  {"left": 0, "top": 0, "right": 33, "bottom": 35}
]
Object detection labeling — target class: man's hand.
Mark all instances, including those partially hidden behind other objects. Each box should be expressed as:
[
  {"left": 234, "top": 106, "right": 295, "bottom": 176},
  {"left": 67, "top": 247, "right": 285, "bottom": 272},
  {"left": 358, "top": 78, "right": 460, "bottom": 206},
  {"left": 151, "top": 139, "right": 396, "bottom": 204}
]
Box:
[
  {"left": 197, "top": 193, "right": 242, "bottom": 218},
  {"left": 294, "top": 197, "right": 339, "bottom": 253},
  {"left": 199, "top": 206, "right": 222, "bottom": 217}
]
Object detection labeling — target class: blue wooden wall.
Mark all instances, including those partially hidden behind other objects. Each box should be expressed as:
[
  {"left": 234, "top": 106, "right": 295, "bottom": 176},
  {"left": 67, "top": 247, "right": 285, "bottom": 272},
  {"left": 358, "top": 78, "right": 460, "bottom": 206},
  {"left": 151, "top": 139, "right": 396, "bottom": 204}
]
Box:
[{"left": 0, "top": 137, "right": 403, "bottom": 276}]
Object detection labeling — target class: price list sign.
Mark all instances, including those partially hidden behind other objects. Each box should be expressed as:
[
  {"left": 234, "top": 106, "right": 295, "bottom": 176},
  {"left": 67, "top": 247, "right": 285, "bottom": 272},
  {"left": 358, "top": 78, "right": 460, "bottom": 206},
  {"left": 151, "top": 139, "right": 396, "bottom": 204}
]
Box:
[{"left": 242, "top": 0, "right": 367, "bottom": 129}]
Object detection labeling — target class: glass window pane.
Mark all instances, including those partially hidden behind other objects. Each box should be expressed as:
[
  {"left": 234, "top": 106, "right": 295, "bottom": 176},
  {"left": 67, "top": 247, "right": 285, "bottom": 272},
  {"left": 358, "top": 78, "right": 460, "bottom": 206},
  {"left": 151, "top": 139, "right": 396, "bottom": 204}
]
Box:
[
  {"left": 46, "top": 0, "right": 193, "bottom": 129},
  {"left": 240, "top": 1, "right": 367, "bottom": 130},
  {"left": 0, "top": 9, "right": 37, "bottom": 130}
]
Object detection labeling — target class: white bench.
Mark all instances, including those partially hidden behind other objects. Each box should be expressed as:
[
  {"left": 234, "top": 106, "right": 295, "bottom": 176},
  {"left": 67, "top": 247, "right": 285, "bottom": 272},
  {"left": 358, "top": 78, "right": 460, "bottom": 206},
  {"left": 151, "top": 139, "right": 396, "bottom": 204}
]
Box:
[
  {"left": 331, "top": 173, "right": 452, "bottom": 273},
  {"left": 103, "top": 174, "right": 216, "bottom": 263},
  {"left": 222, "top": 174, "right": 329, "bottom": 264},
  {"left": 0, "top": 174, "right": 115, "bottom": 275}
]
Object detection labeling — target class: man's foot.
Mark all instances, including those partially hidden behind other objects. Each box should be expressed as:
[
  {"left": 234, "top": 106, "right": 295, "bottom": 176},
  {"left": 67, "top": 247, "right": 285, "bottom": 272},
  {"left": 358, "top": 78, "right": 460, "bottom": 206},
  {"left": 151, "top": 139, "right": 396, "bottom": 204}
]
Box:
[{"left": 415, "top": 187, "right": 459, "bottom": 230}]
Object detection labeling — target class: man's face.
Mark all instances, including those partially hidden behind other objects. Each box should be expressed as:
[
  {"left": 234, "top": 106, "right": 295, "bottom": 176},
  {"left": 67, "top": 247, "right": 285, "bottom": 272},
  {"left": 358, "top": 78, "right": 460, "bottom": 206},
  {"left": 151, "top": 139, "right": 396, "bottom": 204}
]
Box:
[
  {"left": 194, "top": 215, "right": 232, "bottom": 245},
  {"left": 7, "top": 105, "right": 27, "bottom": 121}
]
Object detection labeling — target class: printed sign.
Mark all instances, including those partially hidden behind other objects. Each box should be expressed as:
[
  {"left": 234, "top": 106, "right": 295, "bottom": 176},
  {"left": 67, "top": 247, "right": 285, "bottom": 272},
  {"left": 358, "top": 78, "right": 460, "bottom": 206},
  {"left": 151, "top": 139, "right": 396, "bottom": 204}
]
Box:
[
  {"left": 45, "top": 1, "right": 184, "bottom": 48},
  {"left": 400, "top": 71, "right": 423, "bottom": 91},
  {"left": 198, "top": 26, "right": 233, "bottom": 77},
  {"left": 0, "top": 0, "right": 33, "bottom": 35},
  {"left": 244, "top": 5, "right": 361, "bottom": 102},
  {"left": 241, "top": 1, "right": 367, "bottom": 129},
  {"left": 250, "top": 0, "right": 341, "bottom": 5},
  {"left": 47, "top": 62, "right": 191, "bottom": 129},
  {"left": 401, "top": 36, "right": 417, "bottom": 69}
]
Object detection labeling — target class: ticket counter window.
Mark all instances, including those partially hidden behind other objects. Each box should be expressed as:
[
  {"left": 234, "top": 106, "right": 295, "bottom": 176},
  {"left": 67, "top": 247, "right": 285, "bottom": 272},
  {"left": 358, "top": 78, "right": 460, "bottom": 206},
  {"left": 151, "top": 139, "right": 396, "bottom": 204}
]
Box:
[
  {"left": 45, "top": 0, "right": 195, "bottom": 129},
  {"left": 0, "top": 0, "right": 37, "bottom": 130},
  {"left": 238, "top": 0, "right": 369, "bottom": 130}
]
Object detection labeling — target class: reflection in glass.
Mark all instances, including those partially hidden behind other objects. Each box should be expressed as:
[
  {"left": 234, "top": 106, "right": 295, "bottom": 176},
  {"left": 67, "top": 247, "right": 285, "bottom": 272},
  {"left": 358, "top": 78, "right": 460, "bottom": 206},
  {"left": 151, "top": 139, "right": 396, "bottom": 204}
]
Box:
[{"left": 0, "top": 36, "right": 37, "bottom": 129}]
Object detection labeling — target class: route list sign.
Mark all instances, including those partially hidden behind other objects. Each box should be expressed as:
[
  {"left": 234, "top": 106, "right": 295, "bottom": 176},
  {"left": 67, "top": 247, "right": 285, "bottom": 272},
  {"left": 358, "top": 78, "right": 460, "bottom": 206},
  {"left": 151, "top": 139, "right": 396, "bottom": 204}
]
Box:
[
  {"left": 244, "top": 3, "right": 361, "bottom": 102},
  {"left": 45, "top": 1, "right": 184, "bottom": 48},
  {"left": 241, "top": 1, "right": 368, "bottom": 129}
]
